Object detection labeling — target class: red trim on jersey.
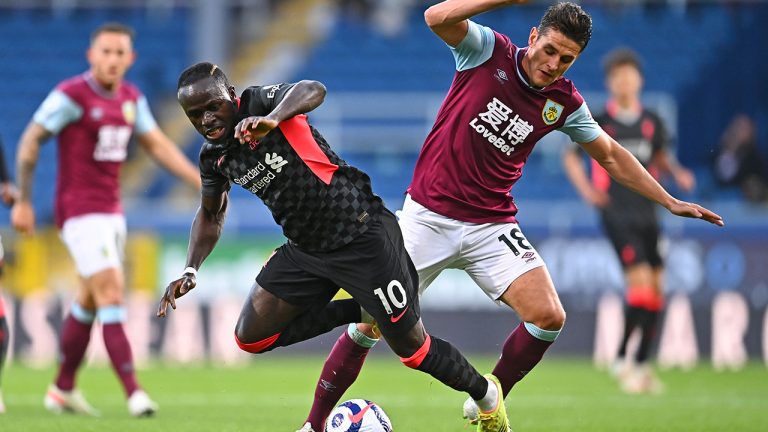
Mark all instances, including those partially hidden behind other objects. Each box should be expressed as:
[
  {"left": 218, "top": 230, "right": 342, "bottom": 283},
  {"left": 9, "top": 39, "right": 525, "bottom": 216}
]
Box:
[
  {"left": 621, "top": 245, "right": 637, "bottom": 265},
  {"left": 641, "top": 118, "right": 655, "bottom": 140},
  {"left": 400, "top": 334, "right": 432, "bottom": 368},
  {"left": 235, "top": 332, "right": 281, "bottom": 353},
  {"left": 0, "top": 295, "right": 5, "bottom": 317},
  {"left": 278, "top": 115, "right": 338, "bottom": 185},
  {"left": 591, "top": 159, "right": 611, "bottom": 192}
]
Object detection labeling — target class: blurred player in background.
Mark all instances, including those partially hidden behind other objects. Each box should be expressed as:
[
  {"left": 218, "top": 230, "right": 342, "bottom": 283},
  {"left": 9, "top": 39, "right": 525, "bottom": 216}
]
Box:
[
  {"left": 302, "top": 1, "right": 722, "bottom": 430},
  {"left": 160, "top": 62, "right": 510, "bottom": 432},
  {"left": 562, "top": 48, "right": 695, "bottom": 393},
  {"left": 11, "top": 23, "right": 201, "bottom": 417},
  {"left": 0, "top": 135, "right": 18, "bottom": 414}
]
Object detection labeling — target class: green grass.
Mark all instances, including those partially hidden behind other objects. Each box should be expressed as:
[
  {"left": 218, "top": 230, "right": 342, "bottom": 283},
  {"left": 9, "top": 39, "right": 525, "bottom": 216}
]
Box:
[{"left": 1, "top": 356, "right": 766, "bottom": 431}]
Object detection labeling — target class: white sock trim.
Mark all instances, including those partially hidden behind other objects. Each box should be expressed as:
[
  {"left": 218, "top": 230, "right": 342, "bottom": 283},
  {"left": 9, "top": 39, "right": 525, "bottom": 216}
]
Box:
[
  {"left": 347, "top": 323, "right": 379, "bottom": 349},
  {"left": 524, "top": 321, "right": 561, "bottom": 342}
]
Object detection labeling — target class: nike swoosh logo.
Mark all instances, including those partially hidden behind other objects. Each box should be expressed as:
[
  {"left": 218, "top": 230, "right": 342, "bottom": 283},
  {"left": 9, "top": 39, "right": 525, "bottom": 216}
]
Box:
[
  {"left": 390, "top": 306, "right": 409, "bottom": 323},
  {"left": 347, "top": 402, "right": 374, "bottom": 424}
]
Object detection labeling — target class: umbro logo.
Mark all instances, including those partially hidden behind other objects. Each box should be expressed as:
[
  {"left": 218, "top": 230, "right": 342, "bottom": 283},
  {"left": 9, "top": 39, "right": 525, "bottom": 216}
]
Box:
[
  {"left": 265, "top": 152, "right": 288, "bottom": 172},
  {"left": 320, "top": 379, "right": 337, "bottom": 392},
  {"left": 494, "top": 68, "right": 509, "bottom": 84}
]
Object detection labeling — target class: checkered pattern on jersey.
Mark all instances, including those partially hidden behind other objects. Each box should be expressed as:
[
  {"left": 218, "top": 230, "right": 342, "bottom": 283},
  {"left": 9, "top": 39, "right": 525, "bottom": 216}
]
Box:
[{"left": 200, "top": 126, "right": 382, "bottom": 252}]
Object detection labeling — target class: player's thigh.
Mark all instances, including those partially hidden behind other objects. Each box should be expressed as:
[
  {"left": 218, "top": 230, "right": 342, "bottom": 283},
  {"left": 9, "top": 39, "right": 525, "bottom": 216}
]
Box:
[
  {"left": 238, "top": 246, "right": 338, "bottom": 342},
  {"left": 498, "top": 266, "right": 564, "bottom": 329},
  {"left": 331, "top": 210, "right": 421, "bottom": 340},
  {"left": 61, "top": 213, "right": 126, "bottom": 278},
  {"left": 82, "top": 267, "right": 125, "bottom": 307},
  {"left": 397, "top": 195, "right": 462, "bottom": 294},
  {"left": 462, "top": 221, "right": 546, "bottom": 302}
]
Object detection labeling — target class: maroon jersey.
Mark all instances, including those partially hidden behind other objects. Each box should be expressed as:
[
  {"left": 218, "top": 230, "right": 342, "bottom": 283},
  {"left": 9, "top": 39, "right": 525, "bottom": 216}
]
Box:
[
  {"left": 408, "top": 23, "right": 601, "bottom": 223},
  {"left": 33, "top": 73, "right": 157, "bottom": 227}
]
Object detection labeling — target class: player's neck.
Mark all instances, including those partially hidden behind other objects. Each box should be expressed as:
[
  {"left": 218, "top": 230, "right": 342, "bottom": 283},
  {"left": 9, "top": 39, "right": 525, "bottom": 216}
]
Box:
[
  {"left": 611, "top": 97, "right": 640, "bottom": 113},
  {"left": 87, "top": 71, "right": 121, "bottom": 94}
]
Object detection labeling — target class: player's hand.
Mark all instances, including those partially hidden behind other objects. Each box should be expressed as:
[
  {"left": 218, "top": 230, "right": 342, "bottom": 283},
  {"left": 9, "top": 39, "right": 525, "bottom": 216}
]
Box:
[
  {"left": 674, "top": 168, "right": 696, "bottom": 192},
  {"left": 234, "top": 116, "right": 279, "bottom": 145},
  {"left": 667, "top": 199, "right": 724, "bottom": 226},
  {"left": 11, "top": 201, "right": 36, "bottom": 235},
  {"left": 0, "top": 182, "right": 18, "bottom": 207},
  {"left": 585, "top": 188, "right": 609, "bottom": 208},
  {"left": 157, "top": 273, "right": 197, "bottom": 317}
]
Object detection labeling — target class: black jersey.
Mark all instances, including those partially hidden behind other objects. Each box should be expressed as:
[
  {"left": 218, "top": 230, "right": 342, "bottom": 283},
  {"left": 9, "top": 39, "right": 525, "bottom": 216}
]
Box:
[
  {"left": 199, "top": 83, "right": 382, "bottom": 252},
  {"left": 591, "top": 103, "right": 669, "bottom": 225}
]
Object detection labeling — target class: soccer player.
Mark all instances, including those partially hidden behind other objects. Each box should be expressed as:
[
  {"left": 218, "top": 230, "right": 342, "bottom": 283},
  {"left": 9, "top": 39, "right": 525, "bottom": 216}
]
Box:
[
  {"left": 11, "top": 23, "right": 201, "bottom": 417},
  {"left": 158, "top": 62, "right": 510, "bottom": 432},
  {"left": 0, "top": 135, "right": 18, "bottom": 414},
  {"left": 562, "top": 48, "right": 695, "bottom": 393},
  {"left": 300, "top": 1, "right": 723, "bottom": 430}
]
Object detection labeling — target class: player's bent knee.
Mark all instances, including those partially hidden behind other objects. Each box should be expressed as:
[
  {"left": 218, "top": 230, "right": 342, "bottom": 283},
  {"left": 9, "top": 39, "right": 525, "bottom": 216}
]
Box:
[{"left": 234, "top": 331, "right": 281, "bottom": 354}]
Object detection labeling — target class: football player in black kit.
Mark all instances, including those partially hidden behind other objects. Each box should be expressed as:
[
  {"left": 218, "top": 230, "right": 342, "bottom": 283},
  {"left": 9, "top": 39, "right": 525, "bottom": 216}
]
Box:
[
  {"left": 563, "top": 48, "right": 696, "bottom": 394},
  {"left": 157, "top": 62, "right": 511, "bottom": 430}
]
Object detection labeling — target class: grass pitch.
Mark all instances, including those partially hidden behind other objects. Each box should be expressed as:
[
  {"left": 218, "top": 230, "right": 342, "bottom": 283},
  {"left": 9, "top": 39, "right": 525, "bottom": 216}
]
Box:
[{"left": 1, "top": 356, "right": 766, "bottom": 431}]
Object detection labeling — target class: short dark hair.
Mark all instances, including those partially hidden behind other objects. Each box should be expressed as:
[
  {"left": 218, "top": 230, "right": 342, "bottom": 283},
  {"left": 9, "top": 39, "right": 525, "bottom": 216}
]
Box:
[
  {"left": 91, "top": 22, "right": 135, "bottom": 44},
  {"left": 538, "top": 2, "right": 593, "bottom": 52},
  {"left": 602, "top": 48, "right": 643, "bottom": 76},
  {"left": 177, "top": 62, "right": 232, "bottom": 91}
]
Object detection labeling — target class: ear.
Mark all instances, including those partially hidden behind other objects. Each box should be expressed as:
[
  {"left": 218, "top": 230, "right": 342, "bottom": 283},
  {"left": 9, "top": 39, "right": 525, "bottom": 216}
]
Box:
[
  {"left": 227, "top": 85, "right": 237, "bottom": 100},
  {"left": 528, "top": 27, "right": 538, "bottom": 46}
]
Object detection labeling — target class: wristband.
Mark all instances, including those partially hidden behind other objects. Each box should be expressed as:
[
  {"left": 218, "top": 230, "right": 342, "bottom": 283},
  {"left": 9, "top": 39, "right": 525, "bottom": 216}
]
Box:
[{"left": 183, "top": 267, "right": 198, "bottom": 277}]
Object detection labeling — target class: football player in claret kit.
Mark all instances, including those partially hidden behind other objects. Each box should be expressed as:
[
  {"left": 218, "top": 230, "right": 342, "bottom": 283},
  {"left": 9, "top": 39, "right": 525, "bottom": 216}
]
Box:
[
  {"left": 563, "top": 48, "right": 695, "bottom": 393},
  {"left": 158, "top": 62, "right": 511, "bottom": 430},
  {"left": 302, "top": 1, "right": 723, "bottom": 431},
  {"left": 11, "top": 23, "right": 201, "bottom": 417}
]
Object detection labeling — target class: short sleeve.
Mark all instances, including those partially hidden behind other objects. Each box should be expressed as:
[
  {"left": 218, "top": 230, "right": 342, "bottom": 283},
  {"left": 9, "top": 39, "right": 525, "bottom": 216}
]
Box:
[
  {"left": 450, "top": 20, "right": 495, "bottom": 71},
  {"left": 134, "top": 95, "right": 158, "bottom": 135},
  {"left": 242, "top": 83, "right": 298, "bottom": 116},
  {"left": 651, "top": 114, "right": 670, "bottom": 154},
  {"left": 559, "top": 102, "right": 603, "bottom": 144},
  {"left": 32, "top": 89, "right": 83, "bottom": 134},
  {"left": 199, "top": 151, "right": 231, "bottom": 196}
]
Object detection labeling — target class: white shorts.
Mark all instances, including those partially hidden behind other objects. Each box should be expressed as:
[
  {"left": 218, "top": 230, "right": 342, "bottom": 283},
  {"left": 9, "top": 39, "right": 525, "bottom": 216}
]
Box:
[
  {"left": 61, "top": 213, "right": 126, "bottom": 277},
  {"left": 396, "top": 195, "right": 545, "bottom": 301}
]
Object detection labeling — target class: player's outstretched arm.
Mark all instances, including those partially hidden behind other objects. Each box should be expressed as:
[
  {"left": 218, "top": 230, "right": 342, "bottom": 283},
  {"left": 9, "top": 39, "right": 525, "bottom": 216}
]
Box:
[
  {"left": 11, "top": 122, "right": 51, "bottom": 235},
  {"left": 236, "top": 80, "right": 327, "bottom": 145},
  {"left": 138, "top": 128, "right": 202, "bottom": 190},
  {"left": 157, "top": 191, "right": 229, "bottom": 317},
  {"left": 579, "top": 132, "right": 724, "bottom": 226},
  {"left": 425, "top": 0, "right": 528, "bottom": 46}
]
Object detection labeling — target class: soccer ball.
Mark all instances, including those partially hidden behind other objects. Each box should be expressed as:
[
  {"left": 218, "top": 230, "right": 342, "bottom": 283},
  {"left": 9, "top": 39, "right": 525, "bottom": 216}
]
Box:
[{"left": 324, "top": 399, "right": 393, "bottom": 432}]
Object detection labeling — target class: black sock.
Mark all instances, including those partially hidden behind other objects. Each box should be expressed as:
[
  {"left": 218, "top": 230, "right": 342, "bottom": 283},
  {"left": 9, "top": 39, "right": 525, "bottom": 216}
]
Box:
[
  {"left": 0, "top": 314, "right": 7, "bottom": 387},
  {"left": 415, "top": 336, "right": 488, "bottom": 400},
  {"left": 271, "top": 299, "right": 361, "bottom": 350},
  {"left": 636, "top": 309, "right": 660, "bottom": 364},
  {"left": 618, "top": 305, "right": 643, "bottom": 359}
]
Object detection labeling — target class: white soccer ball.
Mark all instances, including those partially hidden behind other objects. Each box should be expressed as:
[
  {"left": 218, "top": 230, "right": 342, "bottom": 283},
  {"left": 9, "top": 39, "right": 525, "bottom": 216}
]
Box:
[{"left": 324, "top": 399, "right": 393, "bottom": 432}]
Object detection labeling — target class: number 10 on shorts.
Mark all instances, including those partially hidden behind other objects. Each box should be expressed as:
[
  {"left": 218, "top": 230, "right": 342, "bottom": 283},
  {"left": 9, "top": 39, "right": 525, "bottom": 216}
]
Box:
[{"left": 373, "top": 280, "right": 407, "bottom": 315}]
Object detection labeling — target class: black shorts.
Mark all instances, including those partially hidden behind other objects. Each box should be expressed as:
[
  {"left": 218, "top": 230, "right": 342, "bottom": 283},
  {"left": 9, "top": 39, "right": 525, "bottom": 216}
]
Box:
[
  {"left": 602, "top": 217, "right": 663, "bottom": 269},
  {"left": 256, "top": 209, "right": 420, "bottom": 336}
]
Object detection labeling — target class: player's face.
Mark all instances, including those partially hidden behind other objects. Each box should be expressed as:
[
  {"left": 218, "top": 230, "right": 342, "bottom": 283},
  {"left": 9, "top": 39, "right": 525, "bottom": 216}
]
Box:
[
  {"left": 178, "top": 76, "right": 238, "bottom": 144},
  {"left": 606, "top": 64, "right": 643, "bottom": 103},
  {"left": 523, "top": 27, "right": 581, "bottom": 88},
  {"left": 87, "top": 31, "right": 135, "bottom": 90}
]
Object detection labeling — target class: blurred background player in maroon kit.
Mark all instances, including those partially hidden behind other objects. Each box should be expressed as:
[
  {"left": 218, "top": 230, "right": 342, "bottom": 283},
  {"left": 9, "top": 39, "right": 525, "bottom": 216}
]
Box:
[
  {"left": 562, "top": 48, "right": 695, "bottom": 393},
  {"left": 0, "top": 134, "right": 18, "bottom": 414},
  {"left": 10, "top": 23, "right": 200, "bottom": 417},
  {"left": 299, "top": 1, "right": 722, "bottom": 431}
]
